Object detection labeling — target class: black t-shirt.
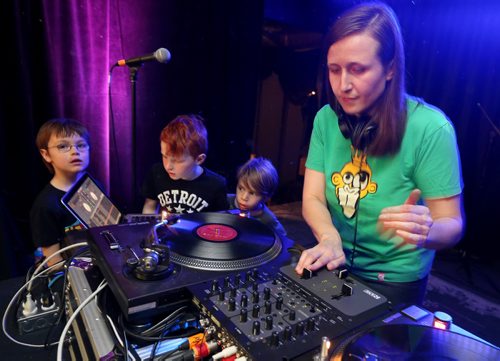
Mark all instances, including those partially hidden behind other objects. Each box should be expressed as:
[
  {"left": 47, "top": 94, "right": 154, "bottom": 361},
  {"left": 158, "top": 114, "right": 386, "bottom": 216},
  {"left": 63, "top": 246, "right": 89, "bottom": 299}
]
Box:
[
  {"left": 30, "top": 183, "right": 81, "bottom": 248},
  {"left": 142, "top": 163, "right": 229, "bottom": 213}
]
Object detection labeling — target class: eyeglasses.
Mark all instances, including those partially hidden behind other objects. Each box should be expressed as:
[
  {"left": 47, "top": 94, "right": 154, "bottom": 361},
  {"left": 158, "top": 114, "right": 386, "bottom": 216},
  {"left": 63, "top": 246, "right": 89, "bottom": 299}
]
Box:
[{"left": 47, "top": 142, "right": 90, "bottom": 153}]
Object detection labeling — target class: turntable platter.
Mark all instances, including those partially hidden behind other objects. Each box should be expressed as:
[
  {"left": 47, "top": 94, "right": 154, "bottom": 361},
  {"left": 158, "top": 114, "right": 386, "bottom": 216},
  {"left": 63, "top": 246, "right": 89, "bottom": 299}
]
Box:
[{"left": 159, "top": 212, "right": 282, "bottom": 271}]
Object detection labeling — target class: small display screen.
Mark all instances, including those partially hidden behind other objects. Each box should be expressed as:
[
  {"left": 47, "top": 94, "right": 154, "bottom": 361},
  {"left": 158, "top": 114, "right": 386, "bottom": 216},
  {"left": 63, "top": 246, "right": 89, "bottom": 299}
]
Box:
[{"left": 62, "top": 174, "right": 122, "bottom": 228}]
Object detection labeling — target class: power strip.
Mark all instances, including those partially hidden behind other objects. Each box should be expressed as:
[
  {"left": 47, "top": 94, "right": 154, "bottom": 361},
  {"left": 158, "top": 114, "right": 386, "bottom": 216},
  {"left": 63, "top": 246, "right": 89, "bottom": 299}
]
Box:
[{"left": 16, "top": 292, "right": 61, "bottom": 334}]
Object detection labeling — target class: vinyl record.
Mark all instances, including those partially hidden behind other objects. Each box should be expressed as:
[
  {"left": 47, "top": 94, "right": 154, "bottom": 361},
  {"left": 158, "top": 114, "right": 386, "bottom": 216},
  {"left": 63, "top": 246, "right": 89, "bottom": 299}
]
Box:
[
  {"left": 158, "top": 212, "right": 282, "bottom": 270},
  {"left": 330, "top": 324, "right": 500, "bottom": 361}
]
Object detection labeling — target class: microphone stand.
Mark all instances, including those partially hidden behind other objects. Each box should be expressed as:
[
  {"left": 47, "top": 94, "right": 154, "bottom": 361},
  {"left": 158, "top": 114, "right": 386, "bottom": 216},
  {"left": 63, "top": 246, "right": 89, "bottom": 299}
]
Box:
[{"left": 129, "top": 66, "right": 140, "bottom": 208}]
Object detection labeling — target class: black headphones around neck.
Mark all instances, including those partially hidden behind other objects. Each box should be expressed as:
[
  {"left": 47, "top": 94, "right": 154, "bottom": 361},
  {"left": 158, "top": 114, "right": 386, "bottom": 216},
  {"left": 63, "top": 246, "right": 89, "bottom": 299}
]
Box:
[{"left": 337, "top": 109, "right": 378, "bottom": 151}]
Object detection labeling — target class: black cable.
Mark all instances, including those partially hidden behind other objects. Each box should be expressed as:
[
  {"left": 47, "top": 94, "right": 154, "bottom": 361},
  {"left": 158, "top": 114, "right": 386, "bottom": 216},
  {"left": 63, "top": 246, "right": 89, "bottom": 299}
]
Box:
[
  {"left": 119, "top": 313, "right": 201, "bottom": 342},
  {"left": 148, "top": 316, "right": 183, "bottom": 360},
  {"left": 349, "top": 148, "right": 367, "bottom": 273},
  {"left": 145, "top": 316, "right": 182, "bottom": 338},
  {"left": 350, "top": 206, "right": 360, "bottom": 272},
  {"left": 141, "top": 306, "right": 189, "bottom": 336},
  {"left": 123, "top": 323, "right": 129, "bottom": 361},
  {"left": 150, "top": 338, "right": 161, "bottom": 360}
]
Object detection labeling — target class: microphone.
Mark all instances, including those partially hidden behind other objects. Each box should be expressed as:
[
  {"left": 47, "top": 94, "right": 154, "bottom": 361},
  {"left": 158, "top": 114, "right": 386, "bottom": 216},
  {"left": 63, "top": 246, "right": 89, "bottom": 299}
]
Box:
[{"left": 116, "top": 48, "right": 171, "bottom": 67}]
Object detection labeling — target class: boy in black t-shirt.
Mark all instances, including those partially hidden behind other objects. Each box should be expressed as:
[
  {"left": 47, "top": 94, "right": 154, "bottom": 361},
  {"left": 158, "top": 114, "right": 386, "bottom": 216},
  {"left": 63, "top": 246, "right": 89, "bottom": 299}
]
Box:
[
  {"left": 142, "top": 114, "right": 228, "bottom": 214},
  {"left": 30, "top": 118, "right": 90, "bottom": 266}
]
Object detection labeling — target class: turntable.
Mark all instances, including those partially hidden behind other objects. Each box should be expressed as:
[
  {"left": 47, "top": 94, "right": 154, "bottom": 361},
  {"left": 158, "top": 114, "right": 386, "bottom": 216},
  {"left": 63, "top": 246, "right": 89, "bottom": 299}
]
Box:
[
  {"left": 84, "top": 212, "right": 289, "bottom": 320},
  {"left": 329, "top": 323, "right": 500, "bottom": 360}
]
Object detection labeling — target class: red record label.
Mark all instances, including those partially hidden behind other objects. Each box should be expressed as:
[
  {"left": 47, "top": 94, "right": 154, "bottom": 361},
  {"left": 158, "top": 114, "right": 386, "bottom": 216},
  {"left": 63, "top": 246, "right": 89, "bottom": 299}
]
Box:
[{"left": 196, "top": 224, "right": 238, "bottom": 242}]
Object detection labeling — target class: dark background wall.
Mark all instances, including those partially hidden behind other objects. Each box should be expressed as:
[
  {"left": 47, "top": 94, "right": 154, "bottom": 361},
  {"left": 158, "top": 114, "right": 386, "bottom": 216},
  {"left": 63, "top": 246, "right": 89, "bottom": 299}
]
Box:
[{"left": 1, "top": 0, "right": 499, "bottom": 279}]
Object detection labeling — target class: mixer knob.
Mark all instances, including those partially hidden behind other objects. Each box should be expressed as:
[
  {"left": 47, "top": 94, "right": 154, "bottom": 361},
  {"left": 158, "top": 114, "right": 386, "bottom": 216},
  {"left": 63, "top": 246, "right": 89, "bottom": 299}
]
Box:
[
  {"left": 284, "top": 326, "right": 292, "bottom": 341},
  {"left": 263, "top": 287, "right": 271, "bottom": 300},
  {"left": 246, "top": 270, "right": 253, "bottom": 282},
  {"left": 289, "top": 310, "right": 296, "bottom": 321},
  {"left": 265, "top": 315, "right": 273, "bottom": 330},
  {"left": 252, "top": 320, "right": 261, "bottom": 335},
  {"left": 275, "top": 296, "right": 283, "bottom": 310},
  {"left": 240, "top": 294, "right": 248, "bottom": 308},
  {"left": 211, "top": 279, "right": 219, "bottom": 292},
  {"left": 224, "top": 276, "right": 231, "bottom": 288},
  {"left": 252, "top": 282, "right": 259, "bottom": 292},
  {"left": 235, "top": 274, "right": 242, "bottom": 285},
  {"left": 306, "top": 318, "right": 316, "bottom": 331},
  {"left": 229, "top": 285, "right": 237, "bottom": 298},
  {"left": 270, "top": 331, "right": 280, "bottom": 346},
  {"left": 240, "top": 308, "right": 248, "bottom": 323},
  {"left": 228, "top": 297, "right": 236, "bottom": 311},
  {"left": 252, "top": 304, "right": 260, "bottom": 318},
  {"left": 296, "top": 321, "right": 304, "bottom": 335},
  {"left": 218, "top": 289, "right": 225, "bottom": 301},
  {"left": 264, "top": 300, "right": 272, "bottom": 314},
  {"left": 252, "top": 290, "right": 260, "bottom": 304}
]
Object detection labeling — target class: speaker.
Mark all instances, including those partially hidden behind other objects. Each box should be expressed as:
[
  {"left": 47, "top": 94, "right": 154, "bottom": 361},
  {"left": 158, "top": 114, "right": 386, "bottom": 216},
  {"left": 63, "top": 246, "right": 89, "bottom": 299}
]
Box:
[{"left": 338, "top": 110, "right": 378, "bottom": 151}]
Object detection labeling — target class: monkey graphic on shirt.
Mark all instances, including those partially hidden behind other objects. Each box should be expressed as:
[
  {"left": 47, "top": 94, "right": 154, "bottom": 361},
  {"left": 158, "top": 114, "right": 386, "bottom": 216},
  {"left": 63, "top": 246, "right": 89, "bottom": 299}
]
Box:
[{"left": 331, "top": 147, "right": 377, "bottom": 219}]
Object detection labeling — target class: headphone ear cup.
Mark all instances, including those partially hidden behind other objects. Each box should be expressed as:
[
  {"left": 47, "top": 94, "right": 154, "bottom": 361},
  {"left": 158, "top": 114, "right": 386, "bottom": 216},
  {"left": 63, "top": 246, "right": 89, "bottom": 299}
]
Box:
[{"left": 337, "top": 108, "right": 377, "bottom": 150}]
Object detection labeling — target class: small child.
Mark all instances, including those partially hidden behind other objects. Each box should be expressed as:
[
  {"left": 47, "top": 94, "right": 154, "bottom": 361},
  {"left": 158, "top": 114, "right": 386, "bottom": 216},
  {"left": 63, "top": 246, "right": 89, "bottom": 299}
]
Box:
[
  {"left": 142, "top": 114, "right": 228, "bottom": 214},
  {"left": 228, "top": 157, "right": 287, "bottom": 238},
  {"left": 30, "top": 118, "right": 90, "bottom": 266}
]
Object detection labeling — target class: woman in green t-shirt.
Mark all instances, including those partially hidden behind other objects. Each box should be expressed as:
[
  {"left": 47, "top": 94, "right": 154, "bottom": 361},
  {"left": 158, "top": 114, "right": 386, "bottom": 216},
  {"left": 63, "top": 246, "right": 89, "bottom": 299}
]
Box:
[{"left": 295, "top": 2, "right": 464, "bottom": 306}]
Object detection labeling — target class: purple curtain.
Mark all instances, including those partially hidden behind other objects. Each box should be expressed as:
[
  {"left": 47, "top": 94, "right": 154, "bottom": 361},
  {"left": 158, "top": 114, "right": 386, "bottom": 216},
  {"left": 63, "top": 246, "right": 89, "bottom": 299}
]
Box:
[
  {"left": 43, "top": 0, "right": 113, "bottom": 189},
  {"left": 41, "top": 0, "right": 167, "bottom": 208}
]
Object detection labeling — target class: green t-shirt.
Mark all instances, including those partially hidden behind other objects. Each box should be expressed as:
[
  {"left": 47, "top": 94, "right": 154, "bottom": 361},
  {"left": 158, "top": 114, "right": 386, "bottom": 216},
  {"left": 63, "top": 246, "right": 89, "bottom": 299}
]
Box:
[{"left": 305, "top": 97, "right": 463, "bottom": 282}]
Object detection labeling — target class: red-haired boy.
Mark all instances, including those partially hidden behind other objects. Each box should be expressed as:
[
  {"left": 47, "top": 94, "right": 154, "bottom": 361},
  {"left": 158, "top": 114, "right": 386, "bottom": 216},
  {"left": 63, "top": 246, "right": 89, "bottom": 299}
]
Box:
[{"left": 142, "top": 114, "right": 228, "bottom": 214}]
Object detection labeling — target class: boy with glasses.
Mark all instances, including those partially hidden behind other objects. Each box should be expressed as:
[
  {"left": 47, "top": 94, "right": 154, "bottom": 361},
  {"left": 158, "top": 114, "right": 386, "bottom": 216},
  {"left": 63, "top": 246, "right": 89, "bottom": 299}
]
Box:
[{"left": 30, "top": 118, "right": 90, "bottom": 266}]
